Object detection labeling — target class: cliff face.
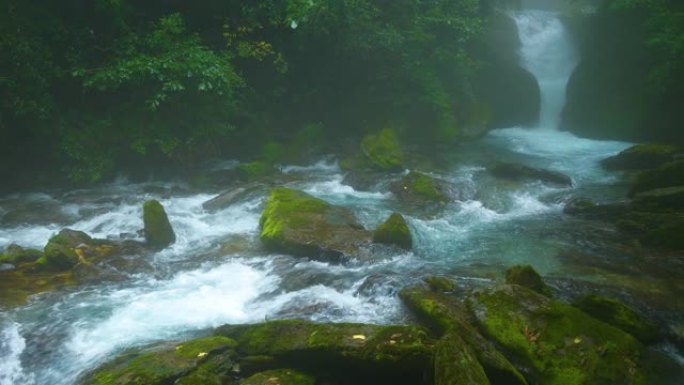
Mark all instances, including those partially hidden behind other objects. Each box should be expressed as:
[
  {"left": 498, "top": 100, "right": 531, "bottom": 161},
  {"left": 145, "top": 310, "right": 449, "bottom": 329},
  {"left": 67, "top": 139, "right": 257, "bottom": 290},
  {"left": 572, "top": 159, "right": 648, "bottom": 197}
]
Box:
[{"left": 561, "top": 4, "right": 684, "bottom": 143}]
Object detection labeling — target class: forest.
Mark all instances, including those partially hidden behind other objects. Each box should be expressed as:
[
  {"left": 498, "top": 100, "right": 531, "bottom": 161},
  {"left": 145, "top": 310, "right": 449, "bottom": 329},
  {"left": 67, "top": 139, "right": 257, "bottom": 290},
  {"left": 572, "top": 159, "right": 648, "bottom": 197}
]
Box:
[{"left": 1, "top": 0, "right": 684, "bottom": 384}]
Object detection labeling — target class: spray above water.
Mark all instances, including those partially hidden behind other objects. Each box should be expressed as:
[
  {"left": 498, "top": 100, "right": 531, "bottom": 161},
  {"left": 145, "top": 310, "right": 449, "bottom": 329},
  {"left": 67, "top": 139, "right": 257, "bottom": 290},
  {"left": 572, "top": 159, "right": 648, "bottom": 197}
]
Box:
[{"left": 512, "top": 10, "right": 578, "bottom": 129}]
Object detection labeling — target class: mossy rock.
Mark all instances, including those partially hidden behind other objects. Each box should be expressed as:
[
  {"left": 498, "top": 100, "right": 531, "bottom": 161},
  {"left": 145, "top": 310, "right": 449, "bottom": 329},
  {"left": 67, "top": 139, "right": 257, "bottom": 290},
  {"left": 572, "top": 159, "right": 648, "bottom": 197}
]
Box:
[
  {"left": 573, "top": 294, "right": 661, "bottom": 344},
  {"left": 423, "top": 276, "right": 456, "bottom": 293},
  {"left": 602, "top": 144, "right": 682, "bottom": 171},
  {"left": 38, "top": 229, "right": 94, "bottom": 271},
  {"left": 505, "top": 265, "right": 552, "bottom": 297},
  {"left": 143, "top": 200, "right": 176, "bottom": 250},
  {"left": 175, "top": 354, "right": 235, "bottom": 385},
  {"left": 399, "top": 285, "right": 528, "bottom": 385},
  {"left": 242, "top": 369, "right": 315, "bottom": 385},
  {"left": 616, "top": 211, "right": 684, "bottom": 250},
  {"left": 632, "top": 186, "right": 684, "bottom": 212},
  {"left": 360, "top": 128, "right": 405, "bottom": 171},
  {"left": 81, "top": 336, "right": 237, "bottom": 385},
  {"left": 468, "top": 284, "right": 646, "bottom": 385},
  {"left": 215, "top": 320, "right": 433, "bottom": 384},
  {"left": 373, "top": 213, "right": 412, "bottom": 250},
  {"left": 563, "top": 198, "right": 627, "bottom": 221},
  {"left": 434, "top": 333, "right": 490, "bottom": 385},
  {"left": 0, "top": 268, "right": 74, "bottom": 308},
  {"left": 237, "top": 161, "right": 276, "bottom": 182},
  {"left": 390, "top": 172, "right": 452, "bottom": 204},
  {"left": 628, "top": 160, "right": 684, "bottom": 197},
  {"left": 0, "top": 244, "right": 43, "bottom": 265},
  {"left": 259, "top": 188, "right": 371, "bottom": 261},
  {"left": 488, "top": 162, "right": 572, "bottom": 186}
]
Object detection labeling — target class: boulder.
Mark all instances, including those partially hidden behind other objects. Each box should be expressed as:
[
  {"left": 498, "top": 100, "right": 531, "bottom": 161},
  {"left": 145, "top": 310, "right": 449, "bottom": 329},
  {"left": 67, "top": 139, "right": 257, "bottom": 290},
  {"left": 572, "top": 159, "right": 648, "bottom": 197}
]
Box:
[
  {"left": 202, "top": 184, "right": 261, "bottom": 213},
  {"left": 632, "top": 186, "right": 684, "bottom": 211},
  {"left": 601, "top": 144, "right": 682, "bottom": 171},
  {"left": 215, "top": 320, "right": 434, "bottom": 384},
  {"left": 563, "top": 197, "right": 628, "bottom": 220},
  {"left": 505, "top": 265, "right": 552, "bottom": 297},
  {"left": 242, "top": 369, "right": 315, "bottom": 385},
  {"left": 488, "top": 162, "right": 572, "bottom": 186},
  {"left": 468, "top": 284, "right": 645, "bottom": 385},
  {"left": 80, "top": 336, "right": 237, "bottom": 385},
  {"left": 399, "top": 284, "right": 528, "bottom": 385},
  {"left": 616, "top": 211, "right": 684, "bottom": 250},
  {"left": 39, "top": 229, "right": 94, "bottom": 271},
  {"left": 628, "top": 160, "right": 684, "bottom": 197},
  {"left": 373, "top": 213, "right": 412, "bottom": 250},
  {"left": 143, "top": 199, "right": 176, "bottom": 249},
  {"left": 390, "top": 172, "right": 465, "bottom": 204},
  {"left": 572, "top": 294, "right": 661, "bottom": 344},
  {"left": 434, "top": 333, "right": 490, "bottom": 385},
  {"left": 259, "top": 188, "right": 371, "bottom": 260},
  {"left": 359, "top": 128, "right": 405, "bottom": 171},
  {"left": 0, "top": 244, "right": 43, "bottom": 265}
]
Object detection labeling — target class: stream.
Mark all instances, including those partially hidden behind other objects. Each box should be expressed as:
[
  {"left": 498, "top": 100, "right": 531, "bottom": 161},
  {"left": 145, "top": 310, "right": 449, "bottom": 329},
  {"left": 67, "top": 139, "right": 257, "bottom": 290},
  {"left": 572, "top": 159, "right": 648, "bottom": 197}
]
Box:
[{"left": 1, "top": 9, "right": 683, "bottom": 385}]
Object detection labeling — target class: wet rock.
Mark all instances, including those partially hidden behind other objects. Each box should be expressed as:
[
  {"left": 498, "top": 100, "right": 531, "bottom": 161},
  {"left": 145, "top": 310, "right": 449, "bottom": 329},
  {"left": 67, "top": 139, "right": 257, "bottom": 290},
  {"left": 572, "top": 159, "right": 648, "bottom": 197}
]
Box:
[
  {"left": 359, "top": 128, "right": 405, "bottom": 171},
  {"left": 423, "top": 276, "right": 456, "bottom": 293},
  {"left": 39, "top": 229, "right": 94, "bottom": 271},
  {"left": 505, "top": 265, "right": 552, "bottom": 297},
  {"left": 188, "top": 168, "right": 243, "bottom": 190},
  {"left": 390, "top": 172, "right": 464, "bottom": 204},
  {"left": 628, "top": 160, "right": 684, "bottom": 197},
  {"left": 632, "top": 186, "right": 684, "bottom": 212},
  {"left": 259, "top": 188, "right": 371, "bottom": 261},
  {"left": 242, "top": 369, "right": 315, "bottom": 385},
  {"left": 215, "top": 320, "right": 433, "bottom": 384},
  {"left": 143, "top": 199, "right": 176, "bottom": 250},
  {"left": 602, "top": 144, "right": 682, "bottom": 171},
  {"left": 399, "top": 285, "right": 528, "bottom": 385},
  {"left": 341, "top": 170, "right": 386, "bottom": 191},
  {"left": 373, "top": 212, "right": 412, "bottom": 250},
  {"left": 488, "top": 162, "right": 572, "bottom": 186},
  {"left": 434, "top": 333, "right": 490, "bottom": 385},
  {"left": 563, "top": 197, "right": 628, "bottom": 220},
  {"left": 202, "top": 184, "right": 261, "bottom": 213},
  {"left": 0, "top": 268, "right": 74, "bottom": 307},
  {"left": 0, "top": 244, "right": 43, "bottom": 265},
  {"left": 80, "top": 336, "right": 237, "bottom": 385},
  {"left": 572, "top": 294, "right": 661, "bottom": 344},
  {"left": 175, "top": 354, "right": 235, "bottom": 385},
  {"left": 616, "top": 211, "right": 684, "bottom": 250},
  {"left": 468, "top": 284, "right": 645, "bottom": 385}
]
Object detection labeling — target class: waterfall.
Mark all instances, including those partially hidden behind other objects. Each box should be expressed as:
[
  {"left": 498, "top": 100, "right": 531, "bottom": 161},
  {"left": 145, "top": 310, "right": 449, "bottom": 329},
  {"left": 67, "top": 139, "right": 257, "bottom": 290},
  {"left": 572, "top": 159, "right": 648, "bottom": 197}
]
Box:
[{"left": 512, "top": 11, "right": 578, "bottom": 129}]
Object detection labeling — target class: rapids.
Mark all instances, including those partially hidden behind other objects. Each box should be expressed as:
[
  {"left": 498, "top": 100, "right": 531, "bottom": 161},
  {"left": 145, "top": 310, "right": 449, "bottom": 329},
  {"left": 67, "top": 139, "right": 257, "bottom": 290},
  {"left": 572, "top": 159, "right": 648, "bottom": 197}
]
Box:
[{"left": 1, "top": 9, "right": 682, "bottom": 385}]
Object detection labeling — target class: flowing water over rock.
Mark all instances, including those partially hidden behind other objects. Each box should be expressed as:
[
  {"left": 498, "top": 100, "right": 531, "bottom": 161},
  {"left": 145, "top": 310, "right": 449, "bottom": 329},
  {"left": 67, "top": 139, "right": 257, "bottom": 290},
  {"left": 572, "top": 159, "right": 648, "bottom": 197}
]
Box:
[{"left": 0, "top": 10, "right": 682, "bottom": 385}]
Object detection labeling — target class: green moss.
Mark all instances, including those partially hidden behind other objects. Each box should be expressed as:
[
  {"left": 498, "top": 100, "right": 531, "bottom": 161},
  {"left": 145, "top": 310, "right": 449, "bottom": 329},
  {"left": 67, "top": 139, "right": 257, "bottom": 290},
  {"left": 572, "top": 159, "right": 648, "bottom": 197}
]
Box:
[
  {"left": 83, "top": 336, "right": 236, "bottom": 385},
  {"left": 260, "top": 141, "right": 286, "bottom": 163},
  {"left": 0, "top": 244, "right": 42, "bottom": 265},
  {"left": 258, "top": 188, "right": 370, "bottom": 259},
  {"left": 423, "top": 276, "right": 456, "bottom": 293},
  {"left": 629, "top": 160, "right": 684, "bottom": 197},
  {"left": 434, "top": 333, "right": 490, "bottom": 385},
  {"left": 469, "top": 285, "right": 645, "bottom": 385},
  {"left": 360, "top": 128, "right": 405, "bottom": 171},
  {"left": 143, "top": 199, "right": 176, "bottom": 250},
  {"left": 573, "top": 294, "right": 660, "bottom": 344},
  {"left": 175, "top": 354, "right": 234, "bottom": 385},
  {"left": 39, "top": 230, "right": 92, "bottom": 271},
  {"left": 603, "top": 144, "right": 681, "bottom": 170},
  {"left": 215, "top": 320, "right": 434, "bottom": 381},
  {"left": 242, "top": 369, "right": 315, "bottom": 385},
  {"left": 392, "top": 171, "right": 449, "bottom": 203},
  {"left": 373, "top": 212, "right": 412, "bottom": 249},
  {"left": 616, "top": 211, "right": 684, "bottom": 249},
  {"left": 505, "top": 265, "right": 552, "bottom": 297},
  {"left": 399, "top": 285, "right": 528, "bottom": 385},
  {"left": 237, "top": 161, "right": 275, "bottom": 181}
]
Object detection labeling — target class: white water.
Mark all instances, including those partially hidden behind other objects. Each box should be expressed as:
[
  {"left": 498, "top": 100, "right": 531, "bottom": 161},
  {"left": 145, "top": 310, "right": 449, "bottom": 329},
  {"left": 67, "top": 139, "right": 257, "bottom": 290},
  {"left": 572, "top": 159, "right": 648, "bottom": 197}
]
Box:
[
  {"left": 2, "top": 8, "right": 682, "bottom": 385},
  {"left": 512, "top": 10, "right": 578, "bottom": 129}
]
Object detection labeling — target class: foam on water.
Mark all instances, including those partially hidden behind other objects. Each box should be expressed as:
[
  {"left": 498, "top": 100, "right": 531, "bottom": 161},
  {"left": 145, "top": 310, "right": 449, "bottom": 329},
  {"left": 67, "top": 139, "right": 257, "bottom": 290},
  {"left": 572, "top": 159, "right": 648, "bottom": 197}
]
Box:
[
  {"left": 0, "top": 322, "right": 33, "bottom": 385},
  {"left": 67, "top": 260, "right": 277, "bottom": 367},
  {"left": 280, "top": 159, "right": 340, "bottom": 174},
  {"left": 301, "top": 174, "right": 391, "bottom": 202}
]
